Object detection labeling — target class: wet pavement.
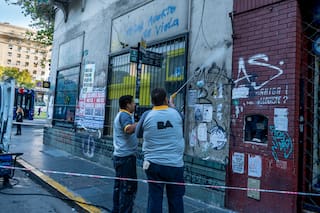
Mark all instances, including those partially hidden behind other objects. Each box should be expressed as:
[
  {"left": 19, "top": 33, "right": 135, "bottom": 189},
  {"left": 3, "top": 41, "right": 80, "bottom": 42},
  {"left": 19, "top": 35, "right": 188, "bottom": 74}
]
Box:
[
  {"left": 0, "top": 169, "right": 76, "bottom": 212},
  {"left": 8, "top": 119, "right": 235, "bottom": 213}
]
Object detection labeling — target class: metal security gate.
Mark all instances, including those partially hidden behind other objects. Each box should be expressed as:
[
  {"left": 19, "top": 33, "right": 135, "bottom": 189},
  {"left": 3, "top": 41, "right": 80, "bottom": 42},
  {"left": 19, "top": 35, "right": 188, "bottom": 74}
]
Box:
[{"left": 301, "top": 1, "right": 320, "bottom": 211}]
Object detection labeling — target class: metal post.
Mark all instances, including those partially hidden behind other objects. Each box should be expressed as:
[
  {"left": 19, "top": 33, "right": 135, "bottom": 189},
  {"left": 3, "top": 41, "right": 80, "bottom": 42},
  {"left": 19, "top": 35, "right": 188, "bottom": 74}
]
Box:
[
  {"left": 313, "top": 56, "right": 319, "bottom": 188},
  {"left": 134, "top": 42, "right": 142, "bottom": 121}
]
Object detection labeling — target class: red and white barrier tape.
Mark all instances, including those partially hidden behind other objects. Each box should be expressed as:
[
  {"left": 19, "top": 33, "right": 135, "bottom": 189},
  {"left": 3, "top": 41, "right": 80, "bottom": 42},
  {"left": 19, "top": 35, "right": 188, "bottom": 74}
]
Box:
[{"left": 1, "top": 165, "right": 320, "bottom": 197}]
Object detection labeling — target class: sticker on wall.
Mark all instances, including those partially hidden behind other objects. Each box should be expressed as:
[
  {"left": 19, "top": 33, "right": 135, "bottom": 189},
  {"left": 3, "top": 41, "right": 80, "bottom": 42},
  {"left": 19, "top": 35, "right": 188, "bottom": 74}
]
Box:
[
  {"left": 247, "top": 178, "right": 260, "bottom": 200},
  {"left": 203, "top": 104, "right": 213, "bottom": 122},
  {"left": 232, "top": 152, "right": 245, "bottom": 174},
  {"left": 209, "top": 126, "right": 227, "bottom": 150},
  {"left": 194, "top": 104, "right": 203, "bottom": 122},
  {"left": 276, "top": 160, "right": 287, "bottom": 169},
  {"left": 188, "top": 90, "right": 197, "bottom": 107},
  {"left": 248, "top": 154, "right": 262, "bottom": 178},
  {"left": 232, "top": 87, "right": 249, "bottom": 99},
  {"left": 197, "top": 123, "right": 207, "bottom": 141},
  {"left": 189, "top": 128, "right": 197, "bottom": 147},
  {"left": 83, "top": 63, "right": 95, "bottom": 93},
  {"left": 274, "top": 108, "right": 288, "bottom": 131}
]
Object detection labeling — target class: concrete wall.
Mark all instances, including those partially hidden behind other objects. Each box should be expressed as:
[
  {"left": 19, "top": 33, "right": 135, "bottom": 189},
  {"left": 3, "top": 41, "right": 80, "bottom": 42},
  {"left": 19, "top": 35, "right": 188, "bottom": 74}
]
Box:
[{"left": 46, "top": 0, "right": 233, "bottom": 208}]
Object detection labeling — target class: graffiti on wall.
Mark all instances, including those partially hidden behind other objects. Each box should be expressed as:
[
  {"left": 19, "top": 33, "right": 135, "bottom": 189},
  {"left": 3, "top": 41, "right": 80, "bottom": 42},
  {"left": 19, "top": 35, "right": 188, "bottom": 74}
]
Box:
[
  {"left": 111, "top": 0, "right": 189, "bottom": 52},
  {"left": 269, "top": 125, "right": 293, "bottom": 161},
  {"left": 82, "top": 134, "right": 95, "bottom": 158},
  {"left": 233, "top": 54, "right": 288, "bottom": 103},
  {"left": 232, "top": 54, "right": 289, "bottom": 118},
  {"left": 234, "top": 54, "right": 284, "bottom": 90},
  {"left": 126, "top": 5, "right": 179, "bottom": 39},
  {"left": 187, "top": 40, "right": 232, "bottom": 160}
]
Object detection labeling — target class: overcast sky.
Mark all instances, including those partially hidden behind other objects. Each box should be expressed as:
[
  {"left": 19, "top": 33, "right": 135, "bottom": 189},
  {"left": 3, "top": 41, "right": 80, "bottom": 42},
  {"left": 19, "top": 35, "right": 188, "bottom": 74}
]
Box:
[{"left": 0, "top": 1, "right": 33, "bottom": 28}]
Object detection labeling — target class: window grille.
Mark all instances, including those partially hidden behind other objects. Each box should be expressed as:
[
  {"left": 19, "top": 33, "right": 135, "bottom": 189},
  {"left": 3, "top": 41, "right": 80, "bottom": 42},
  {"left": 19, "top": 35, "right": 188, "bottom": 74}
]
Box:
[
  {"left": 104, "top": 35, "right": 187, "bottom": 136},
  {"left": 53, "top": 66, "right": 80, "bottom": 128}
]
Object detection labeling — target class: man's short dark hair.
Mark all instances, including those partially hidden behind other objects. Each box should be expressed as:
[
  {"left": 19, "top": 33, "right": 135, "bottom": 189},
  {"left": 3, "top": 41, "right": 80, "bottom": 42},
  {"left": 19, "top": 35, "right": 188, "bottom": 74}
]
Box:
[
  {"left": 151, "top": 88, "right": 167, "bottom": 106},
  {"left": 119, "top": 95, "right": 134, "bottom": 109}
]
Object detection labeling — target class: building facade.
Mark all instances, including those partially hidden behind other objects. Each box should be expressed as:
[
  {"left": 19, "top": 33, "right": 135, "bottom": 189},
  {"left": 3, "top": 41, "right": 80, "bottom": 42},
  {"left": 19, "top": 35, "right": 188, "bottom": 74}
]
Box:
[
  {"left": 45, "top": 0, "right": 320, "bottom": 211},
  {"left": 227, "top": 0, "right": 320, "bottom": 212},
  {"left": 0, "top": 22, "right": 50, "bottom": 82}
]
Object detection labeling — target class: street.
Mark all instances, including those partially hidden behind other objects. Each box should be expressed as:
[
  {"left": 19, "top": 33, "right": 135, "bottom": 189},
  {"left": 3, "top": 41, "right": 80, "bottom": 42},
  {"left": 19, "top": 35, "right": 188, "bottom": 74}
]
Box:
[
  {"left": 2, "top": 120, "right": 232, "bottom": 213},
  {"left": 0, "top": 164, "right": 75, "bottom": 212},
  {"left": 0, "top": 122, "right": 83, "bottom": 213}
]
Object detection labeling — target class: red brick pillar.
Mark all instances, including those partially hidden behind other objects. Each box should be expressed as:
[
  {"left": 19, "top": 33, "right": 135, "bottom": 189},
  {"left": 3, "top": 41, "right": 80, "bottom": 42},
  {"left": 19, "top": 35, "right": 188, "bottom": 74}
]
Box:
[{"left": 227, "top": 0, "right": 302, "bottom": 212}]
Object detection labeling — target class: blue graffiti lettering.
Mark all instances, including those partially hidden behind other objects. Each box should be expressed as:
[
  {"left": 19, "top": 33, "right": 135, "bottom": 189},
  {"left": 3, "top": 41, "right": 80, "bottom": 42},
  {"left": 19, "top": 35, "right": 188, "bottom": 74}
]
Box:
[
  {"left": 148, "top": 5, "right": 176, "bottom": 26},
  {"left": 155, "top": 18, "right": 179, "bottom": 35},
  {"left": 269, "top": 126, "right": 293, "bottom": 161},
  {"left": 143, "top": 29, "right": 152, "bottom": 39},
  {"left": 126, "top": 21, "right": 144, "bottom": 36}
]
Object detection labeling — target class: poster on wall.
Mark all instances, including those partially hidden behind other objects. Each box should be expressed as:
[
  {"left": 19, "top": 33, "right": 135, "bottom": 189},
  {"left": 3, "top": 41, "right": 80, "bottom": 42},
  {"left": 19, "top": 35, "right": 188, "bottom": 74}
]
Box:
[
  {"left": 188, "top": 90, "right": 197, "bottom": 107},
  {"left": 274, "top": 108, "right": 288, "bottom": 131},
  {"left": 209, "top": 126, "right": 227, "bottom": 150},
  {"left": 203, "top": 104, "right": 213, "bottom": 122},
  {"left": 194, "top": 104, "right": 203, "bottom": 122},
  {"left": 83, "top": 64, "right": 95, "bottom": 93},
  {"left": 248, "top": 154, "right": 262, "bottom": 178},
  {"left": 197, "top": 123, "right": 207, "bottom": 141},
  {"left": 232, "top": 152, "right": 245, "bottom": 174},
  {"left": 75, "top": 87, "right": 106, "bottom": 129}
]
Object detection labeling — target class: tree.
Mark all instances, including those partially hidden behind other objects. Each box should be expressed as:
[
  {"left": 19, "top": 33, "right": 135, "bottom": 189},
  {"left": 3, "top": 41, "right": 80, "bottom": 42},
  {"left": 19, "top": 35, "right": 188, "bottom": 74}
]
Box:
[
  {"left": 5, "top": 0, "right": 54, "bottom": 45},
  {"left": 0, "top": 66, "right": 35, "bottom": 88}
]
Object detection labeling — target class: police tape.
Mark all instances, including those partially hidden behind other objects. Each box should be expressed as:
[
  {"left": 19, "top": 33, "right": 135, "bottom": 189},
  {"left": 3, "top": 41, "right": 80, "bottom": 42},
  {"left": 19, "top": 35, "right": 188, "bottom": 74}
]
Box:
[{"left": 1, "top": 165, "right": 320, "bottom": 197}]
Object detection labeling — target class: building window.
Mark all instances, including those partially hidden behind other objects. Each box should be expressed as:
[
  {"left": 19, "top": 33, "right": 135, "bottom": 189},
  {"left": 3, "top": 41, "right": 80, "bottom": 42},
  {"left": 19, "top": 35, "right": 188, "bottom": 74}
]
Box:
[
  {"left": 34, "top": 62, "right": 38, "bottom": 68},
  {"left": 16, "top": 61, "right": 20, "bottom": 66},
  {"left": 244, "top": 114, "right": 268, "bottom": 143},
  {"left": 17, "top": 46, "right": 21, "bottom": 52},
  {"left": 33, "top": 70, "right": 37, "bottom": 74},
  {"left": 7, "top": 59, "right": 11, "bottom": 65},
  {"left": 8, "top": 52, "right": 12, "bottom": 57},
  {"left": 104, "top": 35, "right": 187, "bottom": 136},
  {"left": 26, "top": 55, "right": 30, "bottom": 59},
  {"left": 41, "top": 71, "right": 45, "bottom": 75},
  {"left": 25, "top": 62, "right": 29, "bottom": 67},
  {"left": 17, "top": 53, "right": 21, "bottom": 58},
  {"left": 8, "top": 44, "right": 13, "bottom": 50},
  {"left": 34, "top": 56, "right": 38, "bottom": 60},
  {"left": 53, "top": 66, "right": 80, "bottom": 128}
]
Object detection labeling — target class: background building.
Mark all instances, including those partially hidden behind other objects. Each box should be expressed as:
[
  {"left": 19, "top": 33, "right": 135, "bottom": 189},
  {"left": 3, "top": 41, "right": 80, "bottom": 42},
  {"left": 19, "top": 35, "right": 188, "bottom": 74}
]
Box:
[
  {"left": 45, "top": 0, "right": 233, "bottom": 208},
  {"left": 0, "top": 22, "right": 51, "bottom": 82},
  {"left": 43, "top": 0, "right": 320, "bottom": 212}
]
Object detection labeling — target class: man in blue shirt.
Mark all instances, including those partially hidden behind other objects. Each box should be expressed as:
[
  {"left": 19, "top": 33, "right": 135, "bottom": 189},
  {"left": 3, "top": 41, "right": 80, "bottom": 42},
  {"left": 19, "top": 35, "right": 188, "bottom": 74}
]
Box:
[
  {"left": 136, "top": 88, "right": 185, "bottom": 213},
  {"left": 112, "top": 95, "right": 138, "bottom": 213}
]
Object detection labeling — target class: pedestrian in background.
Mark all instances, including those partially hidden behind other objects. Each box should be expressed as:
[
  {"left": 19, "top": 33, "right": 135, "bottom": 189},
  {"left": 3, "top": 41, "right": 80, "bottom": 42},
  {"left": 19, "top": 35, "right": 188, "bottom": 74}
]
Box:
[
  {"left": 38, "top": 107, "right": 41, "bottom": 116},
  {"left": 112, "top": 95, "right": 138, "bottom": 213},
  {"left": 15, "top": 106, "right": 24, "bottom": 135},
  {"left": 136, "top": 88, "right": 185, "bottom": 213}
]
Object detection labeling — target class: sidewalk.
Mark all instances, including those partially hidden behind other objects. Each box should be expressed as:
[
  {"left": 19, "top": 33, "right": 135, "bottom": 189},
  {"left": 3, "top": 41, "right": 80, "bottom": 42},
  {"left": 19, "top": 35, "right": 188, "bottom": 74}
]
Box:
[{"left": 9, "top": 120, "right": 234, "bottom": 213}]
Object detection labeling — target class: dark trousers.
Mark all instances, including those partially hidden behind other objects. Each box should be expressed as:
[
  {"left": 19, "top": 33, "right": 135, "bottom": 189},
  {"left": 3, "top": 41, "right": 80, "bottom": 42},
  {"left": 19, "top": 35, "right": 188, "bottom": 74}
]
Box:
[
  {"left": 112, "top": 155, "right": 137, "bottom": 213},
  {"left": 145, "top": 162, "right": 185, "bottom": 213},
  {"left": 16, "top": 124, "right": 21, "bottom": 135}
]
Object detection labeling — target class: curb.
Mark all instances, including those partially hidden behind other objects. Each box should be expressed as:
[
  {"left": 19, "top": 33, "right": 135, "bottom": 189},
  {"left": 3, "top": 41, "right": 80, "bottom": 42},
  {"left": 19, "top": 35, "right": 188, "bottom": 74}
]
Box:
[{"left": 16, "top": 158, "right": 102, "bottom": 213}]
